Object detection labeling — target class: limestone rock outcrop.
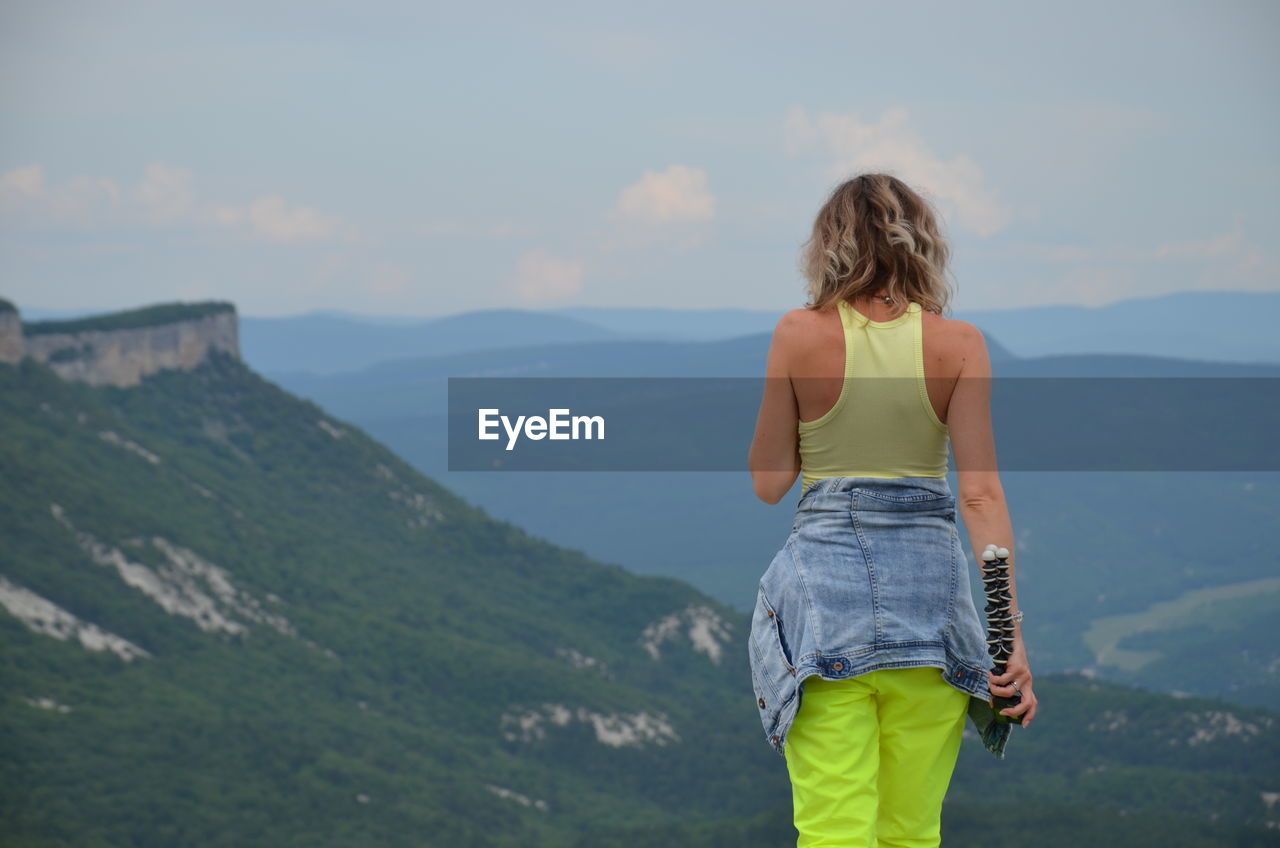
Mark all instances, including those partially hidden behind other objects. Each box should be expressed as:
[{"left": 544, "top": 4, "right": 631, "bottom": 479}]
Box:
[{"left": 0, "top": 300, "right": 240, "bottom": 387}]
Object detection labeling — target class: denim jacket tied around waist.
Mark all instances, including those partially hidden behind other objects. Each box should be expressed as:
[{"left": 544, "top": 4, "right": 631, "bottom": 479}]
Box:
[{"left": 747, "top": 475, "right": 1012, "bottom": 760}]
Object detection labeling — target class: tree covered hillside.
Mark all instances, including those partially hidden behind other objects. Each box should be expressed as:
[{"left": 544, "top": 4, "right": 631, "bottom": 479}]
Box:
[{"left": 0, "top": 353, "right": 779, "bottom": 846}]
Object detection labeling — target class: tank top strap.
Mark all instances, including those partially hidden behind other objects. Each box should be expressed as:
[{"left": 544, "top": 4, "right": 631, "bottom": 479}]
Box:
[
  {"left": 834, "top": 298, "right": 856, "bottom": 330},
  {"left": 834, "top": 299, "right": 858, "bottom": 379}
]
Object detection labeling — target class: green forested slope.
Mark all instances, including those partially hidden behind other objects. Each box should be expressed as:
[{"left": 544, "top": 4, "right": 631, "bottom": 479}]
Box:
[{"left": 1, "top": 353, "right": 1277, "bottom": 846}]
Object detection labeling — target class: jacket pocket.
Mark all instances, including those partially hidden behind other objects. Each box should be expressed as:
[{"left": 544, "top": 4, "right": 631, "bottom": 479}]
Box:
[{"left": 748, "top": 586, "right": 798, "bottom": 722}]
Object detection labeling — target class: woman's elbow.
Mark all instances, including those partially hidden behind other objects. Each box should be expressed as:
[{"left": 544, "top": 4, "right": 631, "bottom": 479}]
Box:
[{"left": 752, "top": 472, "right": 790, "bottom": 505}]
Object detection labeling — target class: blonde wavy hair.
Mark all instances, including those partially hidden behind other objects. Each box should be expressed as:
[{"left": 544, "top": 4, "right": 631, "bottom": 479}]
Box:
[{"left": 799, "top": 173, "right": 956, "bottom": 317}]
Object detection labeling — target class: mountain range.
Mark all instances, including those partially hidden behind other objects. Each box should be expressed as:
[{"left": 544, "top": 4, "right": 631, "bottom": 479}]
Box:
[{"left": 233, "top": 289, "right": 1280, "bottom": 373}]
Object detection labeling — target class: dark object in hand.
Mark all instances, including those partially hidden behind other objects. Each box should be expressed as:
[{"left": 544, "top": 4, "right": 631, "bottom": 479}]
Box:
[{"left": 981, "top": 544, "right": 1024, "bottom": 726}]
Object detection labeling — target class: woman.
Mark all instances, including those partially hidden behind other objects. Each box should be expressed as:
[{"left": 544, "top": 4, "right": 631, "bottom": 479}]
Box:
[{"left": 747, "top": 173, "right": 1038, "bottom": 846}]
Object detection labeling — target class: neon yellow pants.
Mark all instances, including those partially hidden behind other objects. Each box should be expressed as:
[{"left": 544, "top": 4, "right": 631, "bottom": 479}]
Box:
[{"left": 785, "top": 665, "right": 969, "bottom": 848}]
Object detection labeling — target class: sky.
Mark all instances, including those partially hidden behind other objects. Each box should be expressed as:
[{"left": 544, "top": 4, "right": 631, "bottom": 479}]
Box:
[{"left": 1, "top": 0, "right": 1277, "bottom": 318}]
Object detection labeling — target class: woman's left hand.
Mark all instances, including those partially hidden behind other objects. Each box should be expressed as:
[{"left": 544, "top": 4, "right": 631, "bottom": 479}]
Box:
[{"left": 988, "top": 645, "right": 1038, "bottom": 728}]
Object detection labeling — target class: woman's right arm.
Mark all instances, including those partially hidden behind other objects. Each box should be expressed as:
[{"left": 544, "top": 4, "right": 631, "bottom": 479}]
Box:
[
  {"left": 948, "top": 321, "right": 1038, "bottom": 727},
  {"left": 747, "top": 312, "right": 802, "bottom": 504}
]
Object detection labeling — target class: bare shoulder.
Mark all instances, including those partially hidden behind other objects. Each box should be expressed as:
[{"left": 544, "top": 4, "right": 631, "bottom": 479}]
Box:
[
  {"left": 923, "top": 310, "right": 986, "bottom": 351},
  {"left": 946, "top": 317, "right": 986, "bottom": 348},
  {"left": 775, "top": 306, "right": 824, "bottom": 330},
  {"left": 943, "top": 317, "right": 990, "bottom": 376},
  {"left": 771, "top": 307, "right": 826, "bottom": 344}
]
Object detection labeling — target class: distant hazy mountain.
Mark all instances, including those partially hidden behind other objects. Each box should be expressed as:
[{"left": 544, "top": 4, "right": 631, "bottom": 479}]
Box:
[
  {"left": 955, "top": 289, "right": 1280, "bottom": 364},
  {"left": 552, "top": 305, "right": 787, "bottom": 340},
  {"left": 240, "top": 309, "right": 625, "bottom": 375},
  {"left": 553, "top": 290, "right": 1280, "bottom": 363},
  {"left": 556, "top": 290, "right": 1280, "bottom": 362}
]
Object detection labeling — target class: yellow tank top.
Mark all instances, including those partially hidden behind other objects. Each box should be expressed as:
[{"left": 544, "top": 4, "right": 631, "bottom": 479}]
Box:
[{"left": 798, "top": 299, "right": 951, "bottom": 492}]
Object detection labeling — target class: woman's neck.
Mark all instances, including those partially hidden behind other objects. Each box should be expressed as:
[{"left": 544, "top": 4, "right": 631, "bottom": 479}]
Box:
[{"left": 848, "top": 289, "right": 902, "bottom": 320}]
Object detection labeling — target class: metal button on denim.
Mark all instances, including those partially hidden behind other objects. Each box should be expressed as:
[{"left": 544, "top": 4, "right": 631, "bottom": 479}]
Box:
[
  {"left": 832, "top": 661, "right": 844, "bottom": 671},
  {"left": 759, "top": 697, "right": 766, "bottom": 708}
]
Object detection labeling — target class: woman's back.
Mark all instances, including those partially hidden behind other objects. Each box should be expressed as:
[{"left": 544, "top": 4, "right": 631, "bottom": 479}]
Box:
[
  {"left": 782, "top": 294, "right": 973, "bottom": 491},
  {"left": 786, "top": 295, "right": 968, "bottom": 422},
  {"left": 757, "top": 290, "right": 998, "bottom": 504}
]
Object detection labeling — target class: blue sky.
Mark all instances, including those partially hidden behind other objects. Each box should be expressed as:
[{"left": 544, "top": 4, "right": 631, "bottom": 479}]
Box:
[{"left": 1, "top": 0, "right": 1276, "bottom": 317}]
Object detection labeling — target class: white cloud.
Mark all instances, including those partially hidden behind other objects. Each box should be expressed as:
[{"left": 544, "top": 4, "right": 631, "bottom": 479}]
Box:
[
  {"left": 598, "top": 164, "right": 715, "bottom": 253},
  {"left": 783, "top": 105, "right": 1012, "bottom": 238},
  {"left": 1154, "top": 226, "right": 1244, "bottom": 260},
  {"left": 1153, "top": 219, "right": 1273, "bottom": 290},
  {"left": 511, "top": 248, "right": 585, "bottom": 302},
  {"left": 1038, "top": 216, "right": 1275, "bottom": 304},
  {"left": 134, "top": 162, "right": 196, "bottom": 226},
  {"left": 1058, "top": 265, "right": 1136, "bottom": 307},
  {"left": 0, "top": 161, "right": 346, "bottom": 244},
  {"left": 0, "top": 164, "right": 44, "bottom": 198},
  {"left": 610, "top": 164, "right": 715, "bottom": 224},
  {"left": 0, "top": 163, "right": 122, "bottom": 227},
  {"left": 244, "top": 194, "right": 340, "bottom": 243}
]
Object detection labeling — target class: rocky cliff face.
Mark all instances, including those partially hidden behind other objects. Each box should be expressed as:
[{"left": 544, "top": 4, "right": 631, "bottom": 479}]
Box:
[{"left": 2, "top": 301, "right": 239, "bottom": 388}]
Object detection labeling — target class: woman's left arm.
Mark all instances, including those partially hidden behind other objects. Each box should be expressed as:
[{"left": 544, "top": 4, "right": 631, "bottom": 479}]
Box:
[{"left": 748, "top": 313, "right": 801, "bottom": 504}]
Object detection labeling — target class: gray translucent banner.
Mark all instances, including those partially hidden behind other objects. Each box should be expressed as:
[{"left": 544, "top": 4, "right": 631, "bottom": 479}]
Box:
[{"left": 447, "top": 377, "right": 1280, "bottom": 471}]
